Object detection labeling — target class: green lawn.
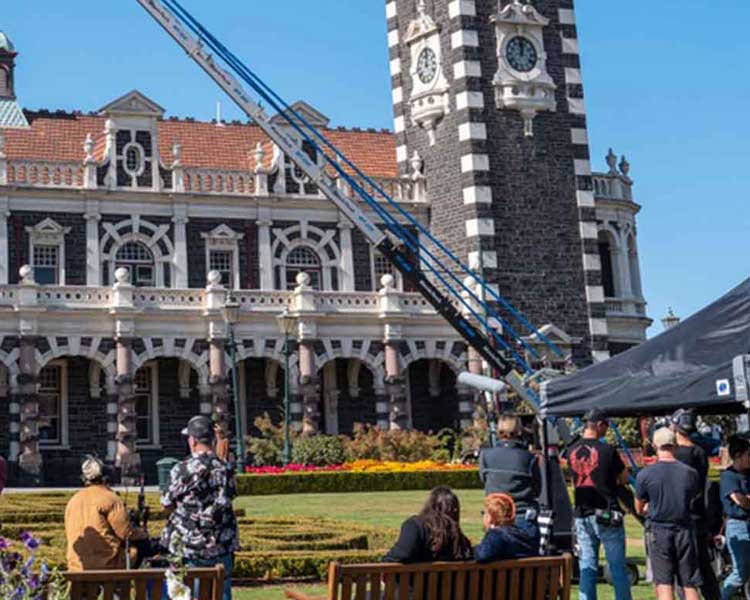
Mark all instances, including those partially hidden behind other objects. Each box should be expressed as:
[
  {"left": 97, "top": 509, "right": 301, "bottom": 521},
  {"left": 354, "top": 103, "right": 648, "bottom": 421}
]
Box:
[{"left": 231, "top": 490, "right": 653, "bottom": 599}]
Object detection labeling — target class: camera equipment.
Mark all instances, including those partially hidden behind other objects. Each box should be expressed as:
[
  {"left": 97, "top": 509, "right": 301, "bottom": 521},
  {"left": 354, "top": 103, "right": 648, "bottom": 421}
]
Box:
[{"left": 594, "top": 508, "right": 624, "bottom": 528}]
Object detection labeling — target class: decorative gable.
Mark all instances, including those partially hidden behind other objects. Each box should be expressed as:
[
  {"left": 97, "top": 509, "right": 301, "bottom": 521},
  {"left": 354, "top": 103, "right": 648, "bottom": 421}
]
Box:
[
  {"left": 25, "top": 218, "right": 71, "bottom": 243},
  {"left": 98, "top": 90, "right": 165, "bottom": 118},
  {"left": 200, "top": 224, "right": 245, "bottom": 246}
]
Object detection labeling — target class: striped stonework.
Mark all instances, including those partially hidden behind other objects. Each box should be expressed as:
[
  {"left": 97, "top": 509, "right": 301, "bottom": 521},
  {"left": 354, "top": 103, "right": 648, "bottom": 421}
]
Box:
[
  {"left": 386, "top": 0, "right": 409, "bottom": 167},
  {"left": 449, "top": 0, "right": 497, "bottom": 281},
  {"left": 559, "top": 4, "right": 609, "bottom": 363}
]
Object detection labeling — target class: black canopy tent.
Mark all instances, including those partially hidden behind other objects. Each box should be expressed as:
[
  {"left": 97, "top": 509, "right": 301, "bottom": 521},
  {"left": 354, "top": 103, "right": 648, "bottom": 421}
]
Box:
[{"left": 540, "top": 279, "right": 750, "bottom": 418}]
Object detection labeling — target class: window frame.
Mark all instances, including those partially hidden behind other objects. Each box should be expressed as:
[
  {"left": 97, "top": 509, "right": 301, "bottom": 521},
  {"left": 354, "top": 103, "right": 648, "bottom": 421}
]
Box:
[
  {"left": 38, "top": 359, "right": 69, "bottom": 449},
  {"left": 370, "top": 249, "right": 403, "bottom": 292},
  {"left": 208, "top": 249, "right": 234, "bottom": 288},
  {"left": 25, "top": 219, "right": 70, "bottom": 285},
  {"left": 114, "top": 241, "right": 157, "bottom": 288},
  {"left": 31, "top": 243, "right": 60, "bottom": 285},
  {"left": 122, "top": 142, "right": 146, "bottom": 177},
  {"left": 284, "top": 244, "right": 323, "bottom": 291},
  {"left": 133, "top": 362, "right": 160, "bottom": 448},
  {"left": 201, "top": 225, "right": 244, "bottom": 290}
]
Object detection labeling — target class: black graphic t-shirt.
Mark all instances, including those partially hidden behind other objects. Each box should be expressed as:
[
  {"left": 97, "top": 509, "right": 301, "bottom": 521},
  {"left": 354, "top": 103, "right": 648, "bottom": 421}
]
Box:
[{"left": 566, "top": 438, "right": 626, "bottom": 518}]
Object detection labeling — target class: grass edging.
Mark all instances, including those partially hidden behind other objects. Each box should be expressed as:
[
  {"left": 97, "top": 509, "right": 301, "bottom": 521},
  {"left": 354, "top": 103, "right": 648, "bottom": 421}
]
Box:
[{"left": 237, "top": 469, "right": 482, "bottom": 496}]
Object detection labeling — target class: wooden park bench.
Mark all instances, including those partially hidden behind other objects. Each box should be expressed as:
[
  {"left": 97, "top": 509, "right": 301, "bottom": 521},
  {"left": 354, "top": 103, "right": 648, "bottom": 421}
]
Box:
[
  {"left": 64, "top": 564, "right": 224, "bottom": 600},
  {"left": 285, "top": 554, "right": 573, "bottom": 600}
]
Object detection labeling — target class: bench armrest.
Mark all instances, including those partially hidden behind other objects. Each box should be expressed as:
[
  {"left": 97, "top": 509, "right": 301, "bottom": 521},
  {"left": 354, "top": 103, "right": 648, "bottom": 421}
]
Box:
[{"left": 284, "top": 588, "right": 327, "bottom": 600}]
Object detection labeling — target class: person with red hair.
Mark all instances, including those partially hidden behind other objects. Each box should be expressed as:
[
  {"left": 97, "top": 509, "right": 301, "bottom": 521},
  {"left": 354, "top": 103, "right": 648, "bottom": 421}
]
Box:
[{"left": 474, "top": 493, "right": 539, "bottom": 563}]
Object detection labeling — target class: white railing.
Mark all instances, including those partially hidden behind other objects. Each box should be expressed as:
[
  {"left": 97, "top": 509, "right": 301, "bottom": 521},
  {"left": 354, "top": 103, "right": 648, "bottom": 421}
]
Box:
[
  {"left": 399, "top": 295, "right": 433, "bottom": 313},
  {"left": 348, "top": 175, "right": 426, "bottom": 204},
  {"left": 5, "top": 161, "right": 84, "bottom": 189},
  {"left": 133, "top": 289, "right": 206, "bottom": 309},
  {"left": 606, "top": 297, "right": 647, "bottom": 317},
  {"left": 0, "top": 288, "right": 16, "bottom": 304},
  {"left": 181, "top": 168, "right": 254, "bottom": 195},
  {"left": 592, "top": 173, "right": 632, "bottom": 202},
  {"left": 316, "top": 292, "right": 380, "bottom": 312},
  {"left": 37, "top": 286, "right": 112, "bottom": 307},
  {"left": 234, "top": 290, "right": 292, "bottom": 310}
]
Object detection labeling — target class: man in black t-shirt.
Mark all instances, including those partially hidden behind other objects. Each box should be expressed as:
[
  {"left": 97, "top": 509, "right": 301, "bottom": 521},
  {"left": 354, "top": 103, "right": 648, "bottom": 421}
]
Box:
[
  {"left": 636, "top": 427, "right": 702, "bottom": 600},
  {"left": 567, "top": 408, "right": 632, "bottom": 600},
  {"left": 671, "top": 409, "right": 719, "bottom": 600}
]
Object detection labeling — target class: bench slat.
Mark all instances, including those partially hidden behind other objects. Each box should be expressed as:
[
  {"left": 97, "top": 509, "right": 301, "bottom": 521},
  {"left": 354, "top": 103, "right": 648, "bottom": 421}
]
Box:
[
  {"left": 495, "top": 566, "right": 507, "bottom": 598},
  {"left": 535, "top": 565, "right": 548, "bottom": 600},
  {"left": 440, "top": 570, "right": 453, "bottom": 600},
  {"left": 327, "top": 562, "right": 340, "bottom": 600},
  {"left": 399, "top": 571, "right": 410, "bottom": 600},
  {"left": 524, "top": 566, "right": 535, "bottom": 599},
  {"left": 383, "top": 572, "right": 396, "bottom": 600},
  {"left": 341, "top": 574, "right": 353, "bottom": 600},
  {"left": 454, "top": 570, "right": 466, "bottom": 600},
  {"left": 482, "top": 567, "right": 494, "bottom": 598},
  {"left": 413, "top": 571, "right": 424, "bottom": 599},
  {"left": 426, "top": 571, "right": 438, "bottom": 599},
  {"left": 509, "top": 567, "right": 520, "bottom": 600},
  {"left": 354, "top": 575, "right": 366, "bottom": 600},
  {"left": 549, "top": 565, "right": 561, "bottom": 599},
  {"left": 370, "top": 574, "right": 381, "bottom": 598},
  {"left": 467, "top": 568, "right": 480, "bottom": 600}
]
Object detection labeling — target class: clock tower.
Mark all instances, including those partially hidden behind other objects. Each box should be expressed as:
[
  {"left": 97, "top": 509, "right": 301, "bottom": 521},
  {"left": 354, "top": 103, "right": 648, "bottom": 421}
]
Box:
[{"left": 386, "top": 0, "right": 608, "bottom": 364}]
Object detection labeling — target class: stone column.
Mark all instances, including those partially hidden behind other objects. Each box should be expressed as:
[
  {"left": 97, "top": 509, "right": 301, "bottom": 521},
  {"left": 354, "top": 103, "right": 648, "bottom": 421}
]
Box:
[
  {"left": 375, "top": 382, "right": 390, "bottom": 430},
  {"left": 467, "top": 346, "right": 485, "bottom": 427},
  {"left": 17, "top": 337, "right": 41, "bottom": 485},
  {"left": 84, "top": 200, "right": 101, "bottom": 286},
  {"left": 198, "top": 382, "right": 213, "bottom": 417},
  {"left": 105, "top": 376, "right": 118, "bottom": 465},
  {"left": 457, "top": 384, "right": 475, "bottom": 430},
  {"left": 257, "top": 219, "right": 273, "bottom": 290},
  {"left": 337, "top": 219, "right": 355, "bottom": 291},
  {"left": 115, "top": 338, "right": 140, "bottom": 484},
  {"left": 209, "top": 339, "right": 230, "bottom": 428},
  {"left": 172, "top": 205, "right": 189, "bottom": 289},
  {"left": 0, "top": 195, "right": 9, "bottom": 285},
  {"left": 385, "top": 339, "right": 408, "bottom": 430},
  {"left": 298, "top": 341, "right": 319, "bottom": 434}
]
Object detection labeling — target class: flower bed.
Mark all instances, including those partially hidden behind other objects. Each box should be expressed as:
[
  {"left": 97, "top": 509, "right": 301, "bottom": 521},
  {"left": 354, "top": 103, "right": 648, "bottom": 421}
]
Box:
[{"left": 244, "top": 460, "right": 475, "bottom": 475}]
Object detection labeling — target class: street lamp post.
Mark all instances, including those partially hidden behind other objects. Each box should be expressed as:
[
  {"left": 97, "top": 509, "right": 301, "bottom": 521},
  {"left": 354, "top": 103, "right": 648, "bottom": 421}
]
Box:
[
  {"left": 222, "top": 294, "right": 245, "bottom": 474},
  {"left": 276, "top": 308, "right": 296, "bottom": 466}
]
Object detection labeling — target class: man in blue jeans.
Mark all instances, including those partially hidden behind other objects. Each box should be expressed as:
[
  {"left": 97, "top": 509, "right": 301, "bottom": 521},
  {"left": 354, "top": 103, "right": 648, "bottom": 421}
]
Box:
[
  {"left": 566, "top": 408, "right": 632, "bottom": 600},
  {"left": 720, "top": 435, "right": 750, "bottom": 600},
  {"left": 161, "top": 415, "right": 238, "bottom": 600}
]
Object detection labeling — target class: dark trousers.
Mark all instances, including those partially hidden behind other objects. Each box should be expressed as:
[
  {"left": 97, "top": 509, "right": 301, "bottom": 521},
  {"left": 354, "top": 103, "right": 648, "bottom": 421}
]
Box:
[{"left": 674, "top": 522, "right": 720, "bottom": 600}]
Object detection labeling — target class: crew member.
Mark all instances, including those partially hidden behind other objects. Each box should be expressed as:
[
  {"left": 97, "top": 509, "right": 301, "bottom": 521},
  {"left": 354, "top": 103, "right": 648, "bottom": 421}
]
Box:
[
  {"left": 635, "top": 427, "right": 702, "bottom": 600},
  {"left": 479, "top": 415, "right": 541, "bottom": 540},
  {"left": 64, "top": 457, "right": 145, "bottom": 571},
  {"left": 720, "top": 435, "right": 750, "bottom": 600},
  {"left": 671, "top": 408, "right": 720, "bottom": 600},
  {"left": 161, "top": 415, "right": 238, "bottom": 600},
  {"left": 567, "top": 408, "right": 632, "bottom": 600}
]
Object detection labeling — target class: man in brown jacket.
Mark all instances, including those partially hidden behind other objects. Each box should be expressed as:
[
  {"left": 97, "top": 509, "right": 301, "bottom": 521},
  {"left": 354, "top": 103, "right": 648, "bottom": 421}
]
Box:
[{"left": 64, "top": 457, "right": 144, "bottom": 571}]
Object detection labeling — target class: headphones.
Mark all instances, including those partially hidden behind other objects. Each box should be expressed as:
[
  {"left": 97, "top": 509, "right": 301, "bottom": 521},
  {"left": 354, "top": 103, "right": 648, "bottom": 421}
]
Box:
[{"left": 671, "top": 409, "right": 696, "bottom": 434}]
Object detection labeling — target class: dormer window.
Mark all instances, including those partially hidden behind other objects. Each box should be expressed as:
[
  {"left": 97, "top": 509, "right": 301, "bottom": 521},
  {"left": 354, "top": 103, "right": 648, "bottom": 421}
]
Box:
[
  {"left": 26, "top": 218, "right": 70, "bottom": 285},
  {"left": 115, "top": 130, "right": 154, "bottom": 188}
]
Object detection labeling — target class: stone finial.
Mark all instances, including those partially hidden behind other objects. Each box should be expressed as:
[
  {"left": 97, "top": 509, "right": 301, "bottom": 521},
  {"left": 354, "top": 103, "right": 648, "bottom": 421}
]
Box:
[
  {"left": 619, "top": 155, "right": 630, "bottom": 177},
  {"left": 416, "top": 0, "right": 426, "bottom": 16},
  {"left": 19, "top": 264, "right": 34, "bottom": 284},
  {"left": 207, "top": 269, "right": 223, "bottom": 286},
  {"left": 410, "top": 151, "right": 424, "bottom": 181},
  {"left": 83, "top": 133, "right": 95, "bottom": 162},
  {"left": 171, "top": 143, "right": 182, "bottom": 167},
  {"left": 380, "top": 273, "right": 396, "bottom": 291},
  {"left": 606, "top": 148, "right": 618, "bottom": 174},
  {"left": 254, "top": 142, "right": 265, "bottom": 173},
  {"left": 295, "top": 271, "right": 311, "bottom": 288},
  {"left": 114, "top": 267, "right": 131, "bottom": 285}
]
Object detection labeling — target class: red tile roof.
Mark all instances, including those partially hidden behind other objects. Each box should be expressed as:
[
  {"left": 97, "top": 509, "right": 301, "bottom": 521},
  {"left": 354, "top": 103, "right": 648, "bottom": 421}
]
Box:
[{"left": 1, "top": 111, "right": 398, "bottom": 178}]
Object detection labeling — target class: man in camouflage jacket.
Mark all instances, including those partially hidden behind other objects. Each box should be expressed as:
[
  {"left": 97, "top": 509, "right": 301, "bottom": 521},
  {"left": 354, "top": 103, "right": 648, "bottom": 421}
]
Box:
[{"left": 161, "top": 415, "right": 238, "bottom": 600}]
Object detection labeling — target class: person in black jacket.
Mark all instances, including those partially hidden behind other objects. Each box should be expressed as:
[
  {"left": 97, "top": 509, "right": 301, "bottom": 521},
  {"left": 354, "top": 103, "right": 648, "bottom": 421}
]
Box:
[
  {"left": 474, "top": 493, "right": 539, "bottom": 563},
  {"left": 383, "top": 486, "right": 473, "bottom": 563},
  {"left": 478, "top": 415, "right": 541, "bottom": 540}
]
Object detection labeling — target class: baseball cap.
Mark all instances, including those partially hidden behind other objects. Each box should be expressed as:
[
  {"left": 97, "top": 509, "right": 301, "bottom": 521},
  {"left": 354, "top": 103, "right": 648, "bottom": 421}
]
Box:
[
  {"left": 671, "top": 409, "right": 696, "bottom": 435},
  {"left": 181, "top": 415, "right": 213, "bottom": 444},
  {"left": 583, "top": 408, "right": 607, "bottom": 424},
  {"left": 653, "top": 427, "right": 675, "bottom": 449}
]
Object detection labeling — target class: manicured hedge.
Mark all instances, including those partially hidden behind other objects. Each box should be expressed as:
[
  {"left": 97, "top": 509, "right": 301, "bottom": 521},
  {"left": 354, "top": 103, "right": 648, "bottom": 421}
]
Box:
[
  {"left": 233, "top": 550, "right": 385, "bottom": 580},
  {"left": 237, "top": 469, "right": 482, "bottom": 496}
]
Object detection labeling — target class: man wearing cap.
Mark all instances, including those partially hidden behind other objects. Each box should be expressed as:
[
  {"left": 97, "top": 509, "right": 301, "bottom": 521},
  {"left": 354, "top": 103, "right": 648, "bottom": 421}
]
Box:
[
  {"left": 566, "top": 408, "right": 632, "bottom": 600},
  {"left": 64, "top": 457, "right": 145, "bottom": 571},
  {"left": 161, "top": 415, "right": 238, "bottom": 600},
  {"left": 635, "top": 428, "right": 703, "bottom": 600},
  {"left": 671, "top": 409, "right": 719, "bottom": 600},
  {"left": 479, "top": 415, "right": 541, "bottom": 541}
]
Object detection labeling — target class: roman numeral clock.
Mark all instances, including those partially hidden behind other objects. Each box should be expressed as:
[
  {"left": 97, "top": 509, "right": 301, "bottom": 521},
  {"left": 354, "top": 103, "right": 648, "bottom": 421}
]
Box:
[
  {"left": 492, "top": 1, "right": 556, "bottom": 137},
  {"left": 404, "top": 0, "right": 450, "bottom": 145}
]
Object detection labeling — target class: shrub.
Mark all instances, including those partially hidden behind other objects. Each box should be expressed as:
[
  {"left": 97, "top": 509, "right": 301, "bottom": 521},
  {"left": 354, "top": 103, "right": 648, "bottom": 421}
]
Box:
[
  {"left": 292, "top": 435, "right": 346, "bottom": 467},
  {"left": 246, "top": 413, "right": 300, "bottom": 466},
  {"left": 342, "top": 424, "right": 442, "bottom": 463}
]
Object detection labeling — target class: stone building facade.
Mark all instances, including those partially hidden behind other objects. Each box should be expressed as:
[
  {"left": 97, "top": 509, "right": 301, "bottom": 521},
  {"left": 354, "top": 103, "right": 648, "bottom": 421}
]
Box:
[{"left": 0, "top": 0, "right": 649, "bottom": 485}]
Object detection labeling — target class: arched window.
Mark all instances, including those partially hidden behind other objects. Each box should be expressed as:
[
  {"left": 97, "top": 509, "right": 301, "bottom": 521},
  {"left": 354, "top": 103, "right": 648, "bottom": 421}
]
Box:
[
  {"left": 285, "top": 246, "right": 321, "bottom": 290},
  {"left": 115, "top": 241, "right": 155, "bottom": 287},
  {"left": 597, "top": 232, "right": 617, "bottom": 298}
]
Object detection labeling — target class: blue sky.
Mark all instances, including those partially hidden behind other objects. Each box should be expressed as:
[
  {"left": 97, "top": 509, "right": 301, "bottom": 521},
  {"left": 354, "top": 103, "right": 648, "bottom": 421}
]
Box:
[{"left": 4, "top": 1, "right": 749, "bottom": 335}]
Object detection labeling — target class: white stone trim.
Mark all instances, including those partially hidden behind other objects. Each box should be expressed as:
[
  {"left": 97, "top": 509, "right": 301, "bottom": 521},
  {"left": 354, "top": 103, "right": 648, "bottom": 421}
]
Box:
[
  {"left": 458, "top": 122, "right": 487, "bottom": 141},
  {"left": 558, "top": 8, "right": 576, "bottom": 25},
  {"left": 385, "top": 1, "right": 397, "bottom": 20},
  {"left": 568, "top": 98, "right": 586, "bottom": 115},
  {"left": 565, "top": 68, "right": 582, "bottom": 85},
  {"left": 454, "top": 60, "right": 482, "bottom": 80},
  {"left": 26, "top": 218, "right": 71, "bottom": 285},
  {"left": 38, "top": 358, "right": 69, "bottom": 449},
  {"left": 577, "top": 190, "right": 595, "bottom": 208},
  {"left": 574, "top": 159, "right": 592, "bottom": 177},
  {"left": 455, "top": 91, "right": 484, "bottom": 111},
  {"left": 271, "top": 222, "right": 342, "bottom": 291},
  {"left": 257, "top": 218, "right": 273, "bottom": 290},
  {"left": 465, "top": 218, "right": 495, "bottom": 238},
  {"left": 392, "top": 87, "right": 403, "bottom": 105},
  {"left": 462, "top": 186, "right": 492, "bottom": 205},
  {"left": 448, "top": 0, "right": 476, "bottom": 18},
  {"left": 468, "top": 250, "right": 498, "bottom": 270},
  {"left": 579, "top": 221, "right": 599, "bottom": 240},
  {"left": 589, "top": 318, "right": 608, "bottom": 336},
  {"left": 388, "top": 29, "right": 400, "bottom": 49},
  {"left": 460, "top": 154, "right": 490, "bottom": 173},
  {"left": 571, "top": 128, "right": 589, "bottom": 145},
  {"left": 451, "top": 30, "right": 479, "bottom": 49},
  {"left": 582, "top": 253, "right": 601, "bottom": 271},
  {"left": 394, "top": 115, "right": 405, "bottom": 134},
  {"left": 561, "top": 36, "right": 580, "bottom": 55},
  {"left": 592, "top": 350, "right": 611, "bottom": 363},
  {"left": 389, "top": 57, "right": 402, "bottom": 77},
  {"left": 396, "top": 145, "right": 408, "bottom": 163},
  {"left": 0, "top": 197, "right": 9, "bottom": 285},
  {"left": 585, "top": 285, "right": 605, "bottom": 304},
  {"left": 135, "top": 361, "right": 161, "bottom": 448}
]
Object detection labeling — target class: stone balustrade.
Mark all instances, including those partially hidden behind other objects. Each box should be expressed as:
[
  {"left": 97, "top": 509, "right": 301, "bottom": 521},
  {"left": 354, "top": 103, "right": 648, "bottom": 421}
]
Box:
[
  {"left": 3, "top": 160, "right": 84, "bottom": 188},
  {"left": 605, "top": 297, "right": 647, "bottom": 317}
]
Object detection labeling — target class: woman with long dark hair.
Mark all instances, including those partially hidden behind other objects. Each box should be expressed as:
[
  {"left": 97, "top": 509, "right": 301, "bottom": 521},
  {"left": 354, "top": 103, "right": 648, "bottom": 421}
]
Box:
[{"left": 383, "top": 486, "right": 473, "bottom": 563}]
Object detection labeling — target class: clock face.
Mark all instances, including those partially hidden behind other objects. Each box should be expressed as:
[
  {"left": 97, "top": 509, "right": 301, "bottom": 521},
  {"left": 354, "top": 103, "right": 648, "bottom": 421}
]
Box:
[
  {"left": 416, "top": 47, "right": 438, "bottom": 84},
  {"left": 505, "top": 36, "right": 538, "bottom": 72}
]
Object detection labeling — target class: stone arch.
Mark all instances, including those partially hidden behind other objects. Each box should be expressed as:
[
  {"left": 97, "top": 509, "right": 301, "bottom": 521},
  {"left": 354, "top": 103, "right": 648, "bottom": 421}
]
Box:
[
  {"left": 234, "top": 336, "right": 300, "bottom": 393},
  {"left": 317, "top": 356, "right": 379, "bottom": 436},
  {"left": 35, "top": 335, "right": 116, "bottom": 379},
  {"left": 597, "top": 228, "right": 621, "bottom": 298},
  {"left": 399, "top": 339, "right": 466, "bottom": 376},
  {"left": 131, "top": 337, "right": 209, "bottom": 386},
  {"left": 312, "top": 337, "right": 385, "bottom": 387},
  {"left": 0, "top": 338, "right": 20, "bottom": 388},
  {"left": 100, "top": 217, "right": 174, "bottom": 286},
  {"left": 271, "top": 222, "right": 341, "bottom": 290}
]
